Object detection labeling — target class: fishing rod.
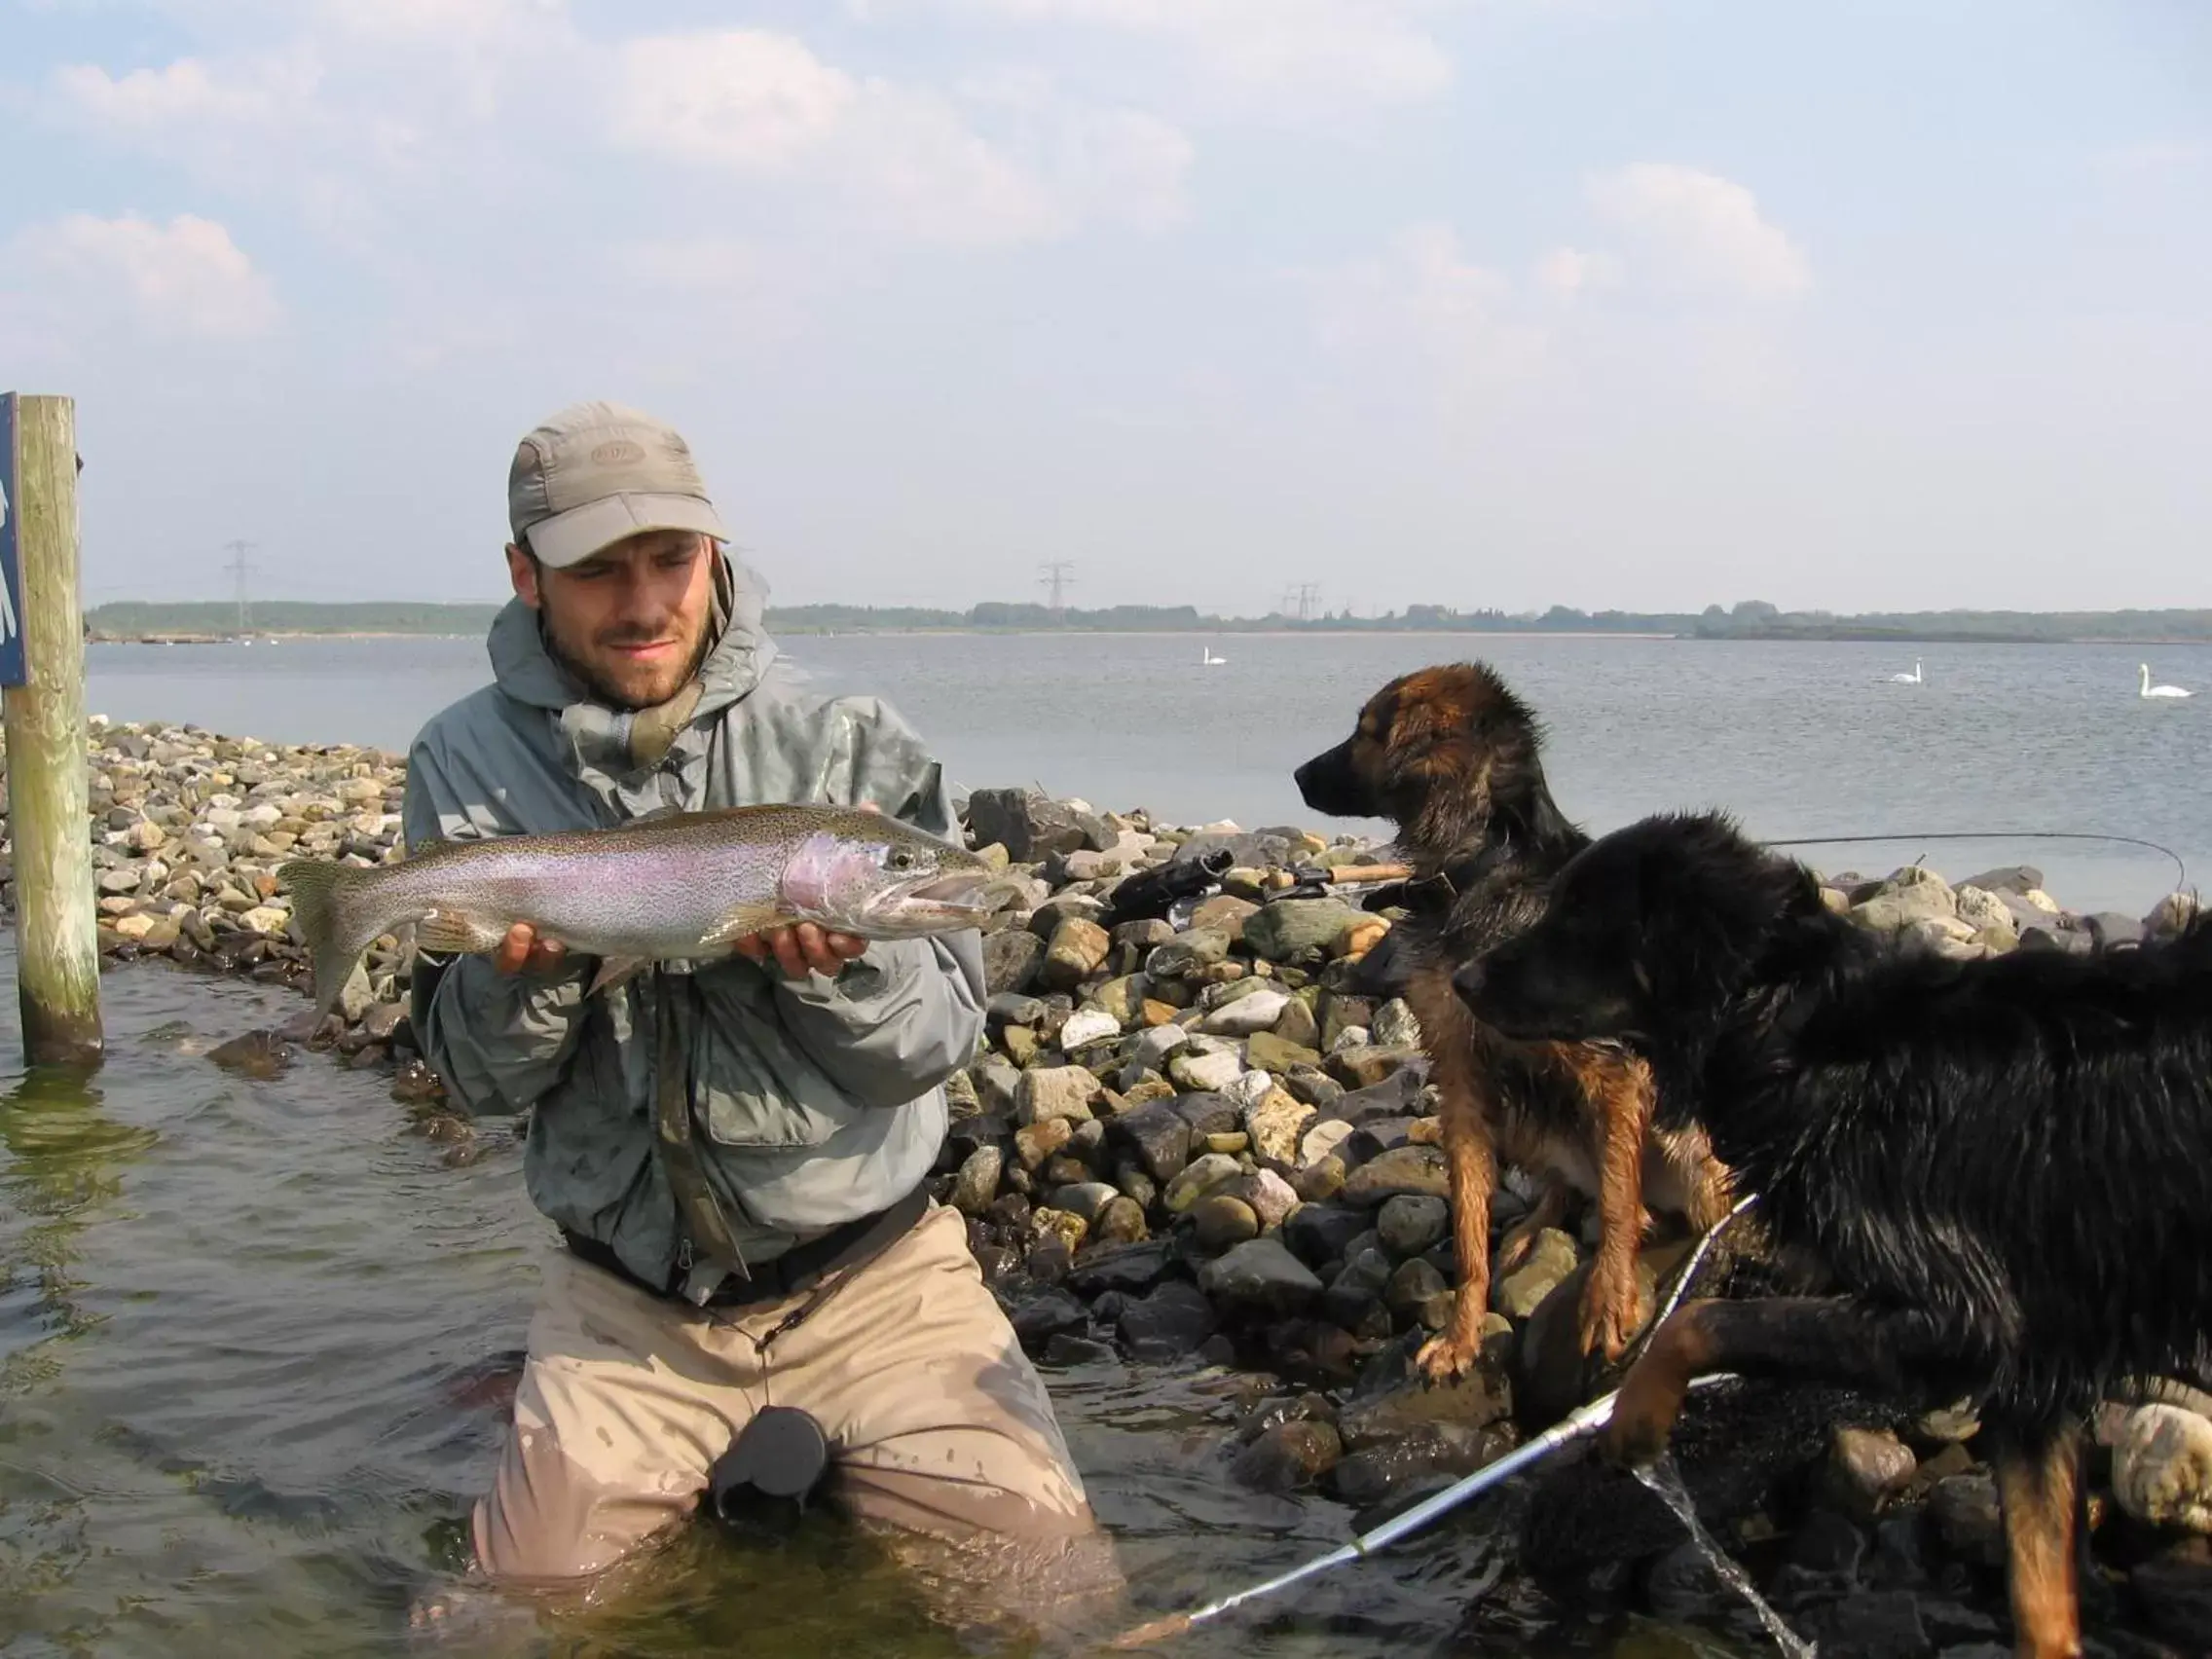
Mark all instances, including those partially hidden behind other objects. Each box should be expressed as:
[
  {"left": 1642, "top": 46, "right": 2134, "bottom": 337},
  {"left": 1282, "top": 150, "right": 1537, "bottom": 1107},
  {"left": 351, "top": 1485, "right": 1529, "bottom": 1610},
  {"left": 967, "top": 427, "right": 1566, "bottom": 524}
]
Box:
[
  {"left": 1105, "top": 1194, "right": 1760, "bottom": 1650},
  {"left": 1756, "top": 830, "right": 2190, "bottom": 895}
]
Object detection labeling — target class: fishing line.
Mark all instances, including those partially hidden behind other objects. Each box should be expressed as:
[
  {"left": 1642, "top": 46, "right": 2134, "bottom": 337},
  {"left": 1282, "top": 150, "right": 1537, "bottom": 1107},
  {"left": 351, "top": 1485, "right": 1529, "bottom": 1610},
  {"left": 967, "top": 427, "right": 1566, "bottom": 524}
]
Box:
[
  {"left": 1103, "top": 1195, "right": 1762, "bottom": 1650},
  {"left": 1756, "top": 829, "right": 2189, "bottom": 896}
]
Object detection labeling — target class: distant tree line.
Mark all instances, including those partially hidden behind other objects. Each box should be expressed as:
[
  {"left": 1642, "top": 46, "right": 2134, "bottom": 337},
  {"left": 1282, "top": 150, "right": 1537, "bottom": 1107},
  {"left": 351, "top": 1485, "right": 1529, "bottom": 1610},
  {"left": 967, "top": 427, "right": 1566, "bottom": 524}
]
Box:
[{"left": 81, "top": 597, "right": 2212, "bottom": 644}]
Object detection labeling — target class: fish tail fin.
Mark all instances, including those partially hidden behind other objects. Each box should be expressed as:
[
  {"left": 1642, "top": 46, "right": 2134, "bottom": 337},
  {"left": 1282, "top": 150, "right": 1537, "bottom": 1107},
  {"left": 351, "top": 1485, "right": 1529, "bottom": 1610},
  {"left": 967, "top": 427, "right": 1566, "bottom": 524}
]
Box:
[{"left": 277, "top": 859, "right": 382, "bottom": 1019}]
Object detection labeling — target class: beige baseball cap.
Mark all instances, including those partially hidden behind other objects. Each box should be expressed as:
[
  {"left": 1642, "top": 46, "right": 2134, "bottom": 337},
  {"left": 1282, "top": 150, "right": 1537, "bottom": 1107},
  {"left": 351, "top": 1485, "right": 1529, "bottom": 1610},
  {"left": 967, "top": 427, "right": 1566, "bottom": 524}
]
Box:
[{"left": 506, "top": 400, "right": 730, "bottom": 568}]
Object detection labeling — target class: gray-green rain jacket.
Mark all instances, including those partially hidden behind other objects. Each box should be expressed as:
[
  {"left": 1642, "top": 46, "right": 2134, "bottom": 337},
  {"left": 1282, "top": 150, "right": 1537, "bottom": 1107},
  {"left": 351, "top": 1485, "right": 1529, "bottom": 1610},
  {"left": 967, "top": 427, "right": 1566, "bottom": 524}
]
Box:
[{"left": 402, "top": 554, "right": 985, "bottom": 1286}]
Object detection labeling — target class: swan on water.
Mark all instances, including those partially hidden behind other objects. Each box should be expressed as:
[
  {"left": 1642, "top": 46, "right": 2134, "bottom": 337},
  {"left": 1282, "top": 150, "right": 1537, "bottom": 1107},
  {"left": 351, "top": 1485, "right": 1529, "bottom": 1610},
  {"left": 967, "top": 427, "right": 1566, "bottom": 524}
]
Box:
[
  {"left": 1888, "top": 659, "right": 1922, "bottom": 684},
  {"left": 2140, "top": 664, "right": 2192, "bottom": 699},
  {"left": 1202, "top": 645, "right": 1227, "bottom": 667}
]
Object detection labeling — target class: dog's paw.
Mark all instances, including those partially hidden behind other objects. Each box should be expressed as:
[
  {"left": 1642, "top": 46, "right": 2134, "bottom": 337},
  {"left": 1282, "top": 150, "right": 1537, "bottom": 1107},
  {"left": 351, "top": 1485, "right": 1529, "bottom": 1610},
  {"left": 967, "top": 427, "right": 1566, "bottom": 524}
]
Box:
[
  {"left": 1415, "top": 1333, "right": 1481, "bottom": 1386},
  {"left": 1601, "top": 1368, "right": 1681, "bottom": 1469},
  {"left": 1578, "top": 1265, "right": 1638, "bottom": 1364}
]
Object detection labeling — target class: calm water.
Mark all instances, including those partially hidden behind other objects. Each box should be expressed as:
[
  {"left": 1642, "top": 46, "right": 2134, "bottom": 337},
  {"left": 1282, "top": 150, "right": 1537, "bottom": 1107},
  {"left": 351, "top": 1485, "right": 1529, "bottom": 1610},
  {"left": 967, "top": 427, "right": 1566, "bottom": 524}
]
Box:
[{"left": 88, "top": 631, "right": 2212, "bottom": 914}]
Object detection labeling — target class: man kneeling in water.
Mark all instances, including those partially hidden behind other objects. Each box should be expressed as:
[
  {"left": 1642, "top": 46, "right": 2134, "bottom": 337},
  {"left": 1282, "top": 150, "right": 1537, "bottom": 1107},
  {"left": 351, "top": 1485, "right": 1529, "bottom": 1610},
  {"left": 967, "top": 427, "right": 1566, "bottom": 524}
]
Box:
[{"left": 403, "top": 401, "right": 1119, "bottom": 1631}]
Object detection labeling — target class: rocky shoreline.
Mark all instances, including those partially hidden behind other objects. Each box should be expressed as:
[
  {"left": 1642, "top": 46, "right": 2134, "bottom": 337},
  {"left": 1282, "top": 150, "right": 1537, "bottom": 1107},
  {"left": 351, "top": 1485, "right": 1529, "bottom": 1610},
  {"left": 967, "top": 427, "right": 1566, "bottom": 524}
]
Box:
[{"left": 5, "top": 718, "right": 2211, "bottom": 1654}]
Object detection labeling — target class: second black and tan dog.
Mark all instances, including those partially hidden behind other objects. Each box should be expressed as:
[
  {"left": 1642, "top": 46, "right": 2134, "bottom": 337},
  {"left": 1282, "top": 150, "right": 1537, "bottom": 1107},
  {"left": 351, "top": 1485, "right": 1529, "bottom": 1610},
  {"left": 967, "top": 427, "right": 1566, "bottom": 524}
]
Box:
[{"left": 1295, "top": 663, "right": 1732, "bottom": 1379}]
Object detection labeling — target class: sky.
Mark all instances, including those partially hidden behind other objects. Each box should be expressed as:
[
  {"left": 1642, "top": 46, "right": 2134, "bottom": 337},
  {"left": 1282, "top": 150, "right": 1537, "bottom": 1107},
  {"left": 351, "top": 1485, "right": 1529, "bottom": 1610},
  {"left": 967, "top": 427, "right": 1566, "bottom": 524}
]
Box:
[{"left": 2, "top": 1, "right": 2208, "bottom": 616}]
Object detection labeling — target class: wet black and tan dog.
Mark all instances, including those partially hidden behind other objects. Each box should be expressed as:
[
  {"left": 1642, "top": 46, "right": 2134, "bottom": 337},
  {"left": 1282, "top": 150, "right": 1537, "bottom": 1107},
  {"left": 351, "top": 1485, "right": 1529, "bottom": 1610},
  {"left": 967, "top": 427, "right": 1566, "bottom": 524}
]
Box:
[
  {"left": 1295, "top": 665, "right": 1732, "bottom": 1381},
  {"left": 1456, "top": 809, "right": 2212, "bottom": 1659}
]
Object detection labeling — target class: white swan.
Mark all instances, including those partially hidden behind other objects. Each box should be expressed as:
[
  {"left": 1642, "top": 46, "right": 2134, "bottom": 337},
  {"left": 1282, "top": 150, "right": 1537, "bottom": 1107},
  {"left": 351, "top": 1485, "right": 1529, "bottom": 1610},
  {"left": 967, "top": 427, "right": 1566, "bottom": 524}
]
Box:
[
  {"left": 2140, "top": 663, "right": 2192, "bottom": 699},
  {"left": 1201, "top": 645, "right": 1227, "bottom": 667},
  {"left": 1888, "top": 659, "right": 1922, "bottom": 684}
]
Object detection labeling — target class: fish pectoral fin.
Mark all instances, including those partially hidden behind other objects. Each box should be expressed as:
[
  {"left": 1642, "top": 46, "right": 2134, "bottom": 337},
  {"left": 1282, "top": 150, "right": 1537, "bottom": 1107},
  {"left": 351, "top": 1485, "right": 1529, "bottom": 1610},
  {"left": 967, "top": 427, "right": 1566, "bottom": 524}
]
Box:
[
  {"left": 586, "top": 956, "right": 651, "bottom": 998},
  {"left": 412, "top": 909, "right": 510, "bottom": 954},
  {"left": 697, "top": 901, "right": 794, "bottom": 950}
]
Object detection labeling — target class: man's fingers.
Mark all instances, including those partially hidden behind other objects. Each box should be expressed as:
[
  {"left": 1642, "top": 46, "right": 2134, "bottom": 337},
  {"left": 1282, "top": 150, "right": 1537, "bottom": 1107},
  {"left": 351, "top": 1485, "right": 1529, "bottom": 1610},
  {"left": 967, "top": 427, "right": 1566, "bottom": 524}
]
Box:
[
  {"left": 494, "top": 923, "right": 534, "bottom": 974},
  {"left": 770, "top": 927, "right": 808, "bottom": 979}
]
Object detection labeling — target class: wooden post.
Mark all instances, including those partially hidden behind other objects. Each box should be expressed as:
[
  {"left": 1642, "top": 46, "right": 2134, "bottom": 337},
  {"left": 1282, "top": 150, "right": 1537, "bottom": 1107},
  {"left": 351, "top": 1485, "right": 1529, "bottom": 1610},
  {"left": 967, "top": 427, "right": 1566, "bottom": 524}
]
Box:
[{"left": 2, "top": 392, "right": 104, "bottom": 1066}]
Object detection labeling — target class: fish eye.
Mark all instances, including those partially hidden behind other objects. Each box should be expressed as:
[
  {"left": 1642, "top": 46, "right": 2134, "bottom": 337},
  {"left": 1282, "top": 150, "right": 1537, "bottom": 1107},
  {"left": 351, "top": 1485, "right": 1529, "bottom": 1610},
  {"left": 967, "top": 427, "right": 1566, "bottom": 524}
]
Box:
[{"left": 886, "top": 848, "right": 917, "bottom": 871}]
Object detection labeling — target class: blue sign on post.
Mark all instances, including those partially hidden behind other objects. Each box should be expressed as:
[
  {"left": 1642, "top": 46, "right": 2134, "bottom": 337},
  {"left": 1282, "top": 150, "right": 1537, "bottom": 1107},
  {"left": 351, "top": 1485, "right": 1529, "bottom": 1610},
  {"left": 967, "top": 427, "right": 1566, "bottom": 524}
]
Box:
[
  {"left": 0, "top": 393, "right": 23, "bottom": 689},
  {"left": 0, "top": 392, "right": 24, "bottom": 688}
]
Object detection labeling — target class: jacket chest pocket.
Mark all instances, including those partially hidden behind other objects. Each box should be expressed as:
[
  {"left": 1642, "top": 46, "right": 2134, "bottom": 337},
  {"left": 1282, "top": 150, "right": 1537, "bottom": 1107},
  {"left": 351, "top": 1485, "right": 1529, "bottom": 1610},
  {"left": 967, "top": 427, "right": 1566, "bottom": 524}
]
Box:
[{"left": 684, "top": 969, "right": 866, "bottom": 1150}]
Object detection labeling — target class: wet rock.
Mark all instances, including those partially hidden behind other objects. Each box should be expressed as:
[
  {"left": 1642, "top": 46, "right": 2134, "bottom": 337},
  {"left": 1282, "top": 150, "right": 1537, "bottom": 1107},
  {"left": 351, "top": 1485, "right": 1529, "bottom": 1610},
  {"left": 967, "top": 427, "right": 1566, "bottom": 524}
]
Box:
[
  {"left": 1043, "top": 917, "right": 1112, "bottom": 991},
  {"left": 1821, "top": 1425, "right": 1919, "bottom": 1520},
  {"left": 1338, "top": 1337, "right": 1511, "bottom": 1448},
  {"left": 1282, "top": 1203, "right": 1370, "bottom": 1271},
  {"left": 1146, "top": 929, "right": 1231, "bottom": 978},
  {"left": 1042, "top": 1334, "right": 1116, "bottom": 1368},
  {"left": 1119, "top": 1280, "right": 1219, "bottom": 1359},
  {"left": 1168, "top": 1048, "right": 1245, "bottom": 1093},
  {"left": 1109, "top": 1098, "right": 1193, "bottom": 1184},
  {"left": 1050, "top": 1181, "right": 1121, "bottom": 1225},
  {"left": 1010, "top": 1287, "right": 1088, "bottom": 1348},
  {"left": 1013, "top": 1117, "right": 1074, "bottom": 1171},
  {"left": 1328, "top": 1421, "right": 1507, "bottom": 1509},
  {"left": 1199, "top": 987, "right": 1289, "bottom": 1037},
  {"left": 1241, "top": 1087, "right": 1314, "bottom": 1166},
  {"left": 1805, "top": 1589, "right": 1931, "bottom": 1659},
  {"left": 1191, "top": 1195, "right": 1261, "bottom": 1251},
  {"left": 1090, "top": 1196, "right": 1149, "bottom": 1245},
  {"left": 1173, "top": 1092, "right": 1241, "bottom": 1139},
  {"left": 951, "top": 1145, "right": 1003, "bottom": 1216},
  {"left": 1493, "top": 1227, "right": 1580, "bottom": 1318},
  {"left": 1384, "top": 1258, "right": 1454, "bottom": 1328},
  {"left": 1068, "top": 1239, "right": 1174, "bottom": 1296},
  {"left": 1232, "top": 1420, "right": 1344, "bottom": 1493},
  {"left": 1376, "top": 1194, "right": 1449, "bottom": 1259},
  {"left": 1927, "top": 1471, "right": 2004, "bottom": 1567},
  {"left": 1197, "top": 1238, "right": 1323, "bottom": 1319},
  {"left": 1016, "top": 1065, "right": 1099, "bottom": 1126},
  {"left": 2114, "top": 1403, "right": 2212, "bottom": 1533},
  {"left": 1340, "top": 1143, "right": 1448, "bottom": 1205},
  {"left": 1056, "top": 1006, "right": 1122, "bottom": 1051},
  {"left": 1327, "top": 1045, "right": 1424, "bottom": 1091},
  {"left": 2129, "top": 1536, "right": 2212, "bottom": 1648},
  {"left": 1219, "top": 1168, "right": 1300, "bottom": 1230},
  {"left": 1370, "top": 998, "right": 1421, "bottom": 1048},
  {"left": 983, "top": 928, "right": 1046, "bottom": 995},
  {"left": 206, "top": 1029, "right": 295, "bottom": 1080},
  {"left": 1162, "top": 1153, "right": 1243, "bottom": 1213},
  {"left": 1244, "top": 899, "right": 1360, "bottom": 961}
]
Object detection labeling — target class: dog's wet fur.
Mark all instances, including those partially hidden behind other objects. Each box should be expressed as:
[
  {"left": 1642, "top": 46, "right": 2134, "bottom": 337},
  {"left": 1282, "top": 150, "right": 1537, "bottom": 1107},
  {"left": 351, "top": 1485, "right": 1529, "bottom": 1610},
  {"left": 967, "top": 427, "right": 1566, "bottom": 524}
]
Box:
[
  {"left": 1456, "top": 808, "right": 2212, "bottom": 1659},
  {"left": 1294, "top": 665, "right": 1731, "bottom": 1380}
]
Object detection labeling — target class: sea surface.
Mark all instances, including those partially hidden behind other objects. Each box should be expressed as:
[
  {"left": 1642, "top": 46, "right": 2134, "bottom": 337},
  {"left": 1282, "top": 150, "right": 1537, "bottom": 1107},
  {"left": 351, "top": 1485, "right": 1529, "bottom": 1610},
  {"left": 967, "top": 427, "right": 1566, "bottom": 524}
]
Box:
[{"left": 87, "top": 629, "right": 2212, "bottom": 915}]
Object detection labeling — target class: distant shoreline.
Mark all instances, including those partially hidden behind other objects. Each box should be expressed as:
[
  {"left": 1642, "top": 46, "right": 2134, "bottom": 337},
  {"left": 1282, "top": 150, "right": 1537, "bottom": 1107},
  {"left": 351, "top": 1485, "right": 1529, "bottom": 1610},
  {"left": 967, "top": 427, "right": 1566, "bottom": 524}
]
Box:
[{"left": 83, "top": 626, "right": 2212, "bottom": 647}]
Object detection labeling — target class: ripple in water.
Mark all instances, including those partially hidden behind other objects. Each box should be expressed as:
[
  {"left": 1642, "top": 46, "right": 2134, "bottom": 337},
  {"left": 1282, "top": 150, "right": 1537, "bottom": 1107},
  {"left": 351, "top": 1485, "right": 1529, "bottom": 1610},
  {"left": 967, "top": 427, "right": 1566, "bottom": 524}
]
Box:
[{"left": 1632, "top": 1456, "right": 1817, "bottom": 1659}]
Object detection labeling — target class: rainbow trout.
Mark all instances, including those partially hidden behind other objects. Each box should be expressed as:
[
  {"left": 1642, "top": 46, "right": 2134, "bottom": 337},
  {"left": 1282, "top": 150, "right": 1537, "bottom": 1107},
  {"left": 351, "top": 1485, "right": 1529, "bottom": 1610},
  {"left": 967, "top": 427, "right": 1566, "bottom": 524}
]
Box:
[{"left": 276, "top": 804, "right": 999, "bottom": 1017}]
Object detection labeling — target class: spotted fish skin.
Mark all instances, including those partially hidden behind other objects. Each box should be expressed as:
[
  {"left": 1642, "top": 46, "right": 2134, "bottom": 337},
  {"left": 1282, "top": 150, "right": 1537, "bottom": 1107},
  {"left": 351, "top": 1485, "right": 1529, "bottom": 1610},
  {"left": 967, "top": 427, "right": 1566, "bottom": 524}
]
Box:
[{"left": 276, "top": 804, "right": 997, "bottom": 1017}]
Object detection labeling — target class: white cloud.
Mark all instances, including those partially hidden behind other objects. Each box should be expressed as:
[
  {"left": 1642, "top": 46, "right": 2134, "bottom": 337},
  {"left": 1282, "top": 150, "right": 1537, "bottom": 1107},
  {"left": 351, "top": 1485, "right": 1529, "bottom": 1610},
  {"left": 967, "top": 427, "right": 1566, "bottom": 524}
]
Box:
[
  {"left": 1304, "top": 222, "right": 1545, "bottom": 386},
  {"left": 1533, "top": 245, "right": 1619, "bottom": 298},
  {"left": 860, "top": 0, "right": 1455, "bottom": 114},
  {"left": 8, "top": 213, "right": 279, "bottom": 340},
  {"left": 1585, "top": 164, "right": 1810, "bottom": 299},
  {"left": 609, "top": 29, "right": 1189, "bottom": 244},
  {"left": 52, "top": 51, "right": 320, "bottom": 130}
]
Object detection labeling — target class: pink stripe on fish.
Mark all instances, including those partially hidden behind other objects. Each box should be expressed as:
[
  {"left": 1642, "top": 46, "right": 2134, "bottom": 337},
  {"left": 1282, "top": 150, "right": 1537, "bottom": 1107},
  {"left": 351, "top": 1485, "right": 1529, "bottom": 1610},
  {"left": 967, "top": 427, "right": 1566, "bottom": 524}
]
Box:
[{"left": 781, "top": 830, "right": 843, "bottom": 920}]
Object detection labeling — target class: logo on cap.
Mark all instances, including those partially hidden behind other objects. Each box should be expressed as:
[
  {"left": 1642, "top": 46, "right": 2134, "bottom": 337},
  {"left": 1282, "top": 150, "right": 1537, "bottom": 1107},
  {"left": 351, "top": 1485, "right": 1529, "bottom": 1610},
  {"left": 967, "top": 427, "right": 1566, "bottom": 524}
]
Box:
[{"left": 590, "top": 439, "right": 647, "bottom": 466}]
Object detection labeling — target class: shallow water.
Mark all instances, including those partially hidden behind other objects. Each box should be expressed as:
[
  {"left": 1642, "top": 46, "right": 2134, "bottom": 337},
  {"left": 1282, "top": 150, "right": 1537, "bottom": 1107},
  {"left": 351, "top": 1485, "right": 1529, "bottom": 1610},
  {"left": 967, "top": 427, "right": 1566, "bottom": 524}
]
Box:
[
  {"left": 87, "top": 630, "right": 2212, "bottom": 915},
  {"left": 0, "top": 940, "right": 1781, "bottom": 1658}
]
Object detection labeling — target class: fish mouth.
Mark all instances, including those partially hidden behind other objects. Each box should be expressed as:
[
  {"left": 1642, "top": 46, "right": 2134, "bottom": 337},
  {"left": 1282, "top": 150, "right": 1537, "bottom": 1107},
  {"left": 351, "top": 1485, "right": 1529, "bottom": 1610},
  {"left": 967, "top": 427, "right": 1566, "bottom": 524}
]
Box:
[{"left": 904, "top": 870, "right": 998, "bottom": 911}]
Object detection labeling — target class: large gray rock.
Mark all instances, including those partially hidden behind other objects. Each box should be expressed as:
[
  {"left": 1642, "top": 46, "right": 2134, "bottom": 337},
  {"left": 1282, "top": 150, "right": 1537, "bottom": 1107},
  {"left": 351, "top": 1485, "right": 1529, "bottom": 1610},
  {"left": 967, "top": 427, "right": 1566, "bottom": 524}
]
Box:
[
  {"left": 1243, "top": 899, "right": 1361, "bottom": 962},
  {"left": 983, "top": 928, "right": 1046, "bottom": 995},
  {"left": 966, "top": 789, "right": 1109, "bottom": 862},
  {"left": 1198, "top": 1237, "right": 1323, "bottom": 1319}
]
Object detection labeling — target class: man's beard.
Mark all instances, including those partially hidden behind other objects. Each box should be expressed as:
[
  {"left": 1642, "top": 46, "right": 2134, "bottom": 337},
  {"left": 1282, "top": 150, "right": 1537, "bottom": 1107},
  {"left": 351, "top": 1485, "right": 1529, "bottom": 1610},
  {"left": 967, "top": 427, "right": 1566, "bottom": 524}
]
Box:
[{"left": 543, "top": 618, "right": 713, "bottom": 712}]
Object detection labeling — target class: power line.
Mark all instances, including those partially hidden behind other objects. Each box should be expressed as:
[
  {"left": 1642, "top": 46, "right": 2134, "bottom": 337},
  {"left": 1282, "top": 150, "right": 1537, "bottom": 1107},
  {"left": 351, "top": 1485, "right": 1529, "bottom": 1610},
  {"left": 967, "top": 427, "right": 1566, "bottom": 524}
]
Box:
[
  {"left": 221, "top": 539, "right": 259, "bottom": 635},
  {"left": 1291, "top": 582, "right": 1321, "bottom": 623},
  {"left": 1038, "top": 561, "right": 1076, "bottom": 620}
]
